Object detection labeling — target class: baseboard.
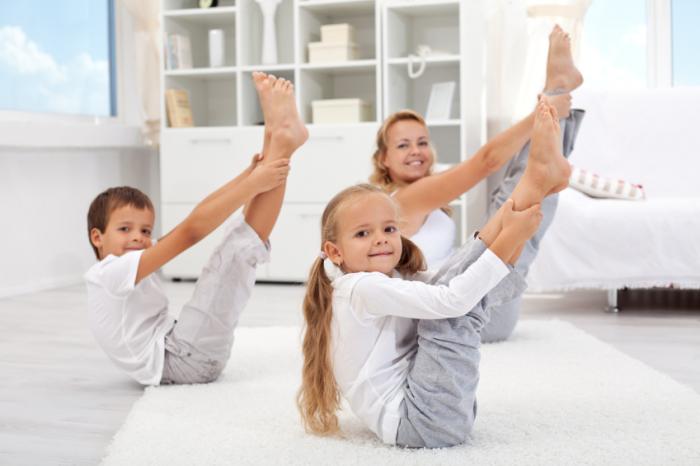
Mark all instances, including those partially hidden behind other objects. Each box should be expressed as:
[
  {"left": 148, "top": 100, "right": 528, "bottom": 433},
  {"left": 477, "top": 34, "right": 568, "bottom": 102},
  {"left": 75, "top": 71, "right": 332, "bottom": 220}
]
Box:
[{"left": 0, "top": 275, "right": 84, "bottom": 299}]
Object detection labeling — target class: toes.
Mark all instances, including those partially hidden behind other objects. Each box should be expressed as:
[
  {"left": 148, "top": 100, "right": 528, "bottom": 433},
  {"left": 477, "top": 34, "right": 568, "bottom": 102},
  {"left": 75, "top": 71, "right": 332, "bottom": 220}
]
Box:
[{"left": 252, "top": 71, "right": 267, "bottom": 86}]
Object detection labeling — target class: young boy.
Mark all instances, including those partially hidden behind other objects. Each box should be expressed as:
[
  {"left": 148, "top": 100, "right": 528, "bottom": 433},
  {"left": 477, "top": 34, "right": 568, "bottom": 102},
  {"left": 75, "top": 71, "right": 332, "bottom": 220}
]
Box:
[{"left": 85, "top": 73, "right": 308, "bottom": 385}]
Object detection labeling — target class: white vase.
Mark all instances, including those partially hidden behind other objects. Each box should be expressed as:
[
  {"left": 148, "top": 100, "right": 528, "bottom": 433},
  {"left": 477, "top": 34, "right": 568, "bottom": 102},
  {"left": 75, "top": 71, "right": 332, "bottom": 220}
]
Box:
[
  {"left": 255, "top": 0, "right": 282, "bottom": 65},
  {"left": 209, "top": 29, "right": 225, "bottom": 67}
]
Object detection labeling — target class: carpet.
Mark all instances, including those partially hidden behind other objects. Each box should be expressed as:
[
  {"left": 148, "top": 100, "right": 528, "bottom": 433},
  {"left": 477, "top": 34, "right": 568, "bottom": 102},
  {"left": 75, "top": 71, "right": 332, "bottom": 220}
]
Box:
[{"left": 101, "top": 321, "right": 700, "bottom": 465}]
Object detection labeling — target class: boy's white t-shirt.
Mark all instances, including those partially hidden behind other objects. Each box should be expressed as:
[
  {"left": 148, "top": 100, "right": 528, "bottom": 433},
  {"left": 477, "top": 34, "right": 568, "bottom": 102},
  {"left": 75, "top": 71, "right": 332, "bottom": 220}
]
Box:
[
  {"left": 329, "top": 248, "right": 509, "bottom": 445},
  {"left": 84, "top": 250, "right": 176, "bottom": 385}
]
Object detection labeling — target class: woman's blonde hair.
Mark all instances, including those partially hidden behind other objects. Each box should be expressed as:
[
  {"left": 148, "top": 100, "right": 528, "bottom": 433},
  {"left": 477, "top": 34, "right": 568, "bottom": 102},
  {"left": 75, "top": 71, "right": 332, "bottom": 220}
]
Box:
[
  {"left": 370, "top": 110, "right": 436, "bottom": 192},
  {"left": 297, "top": 184, "right": 425, "bottom": 435}
]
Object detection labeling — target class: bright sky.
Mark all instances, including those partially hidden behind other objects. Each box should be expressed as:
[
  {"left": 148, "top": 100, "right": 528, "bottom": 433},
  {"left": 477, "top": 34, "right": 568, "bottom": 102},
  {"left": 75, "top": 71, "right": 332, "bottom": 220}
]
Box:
[
  {"left": 671, "top": 0, "right": 700, "bottom": 86},
  {"left": 0, "top": 1, "right": 112, "bottom": 116},
  {"left": 580, "top": 0, "right": 648, "bottom": 89}
]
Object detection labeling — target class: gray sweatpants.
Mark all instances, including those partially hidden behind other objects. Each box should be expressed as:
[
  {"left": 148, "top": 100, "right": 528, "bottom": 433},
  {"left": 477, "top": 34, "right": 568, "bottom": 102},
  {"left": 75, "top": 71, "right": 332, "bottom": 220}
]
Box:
[
  {"left": 481, "top": 109, "right": 585, "bottom": 343},
  {"left": 394, "top": 110, "right": 585, "bottom": 448},
  {"left": 396, "top": 237, "right": 527, "bottom": 448},
  {"left": 160, "top": 215, "right": 269, "bottom": 385}
]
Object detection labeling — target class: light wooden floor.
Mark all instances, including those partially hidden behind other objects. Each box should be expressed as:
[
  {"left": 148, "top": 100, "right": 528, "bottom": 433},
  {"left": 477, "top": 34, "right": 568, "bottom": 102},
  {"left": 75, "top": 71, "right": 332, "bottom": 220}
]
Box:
[{"left": 1, "top": 283, "right": 698, "bottom": 465}]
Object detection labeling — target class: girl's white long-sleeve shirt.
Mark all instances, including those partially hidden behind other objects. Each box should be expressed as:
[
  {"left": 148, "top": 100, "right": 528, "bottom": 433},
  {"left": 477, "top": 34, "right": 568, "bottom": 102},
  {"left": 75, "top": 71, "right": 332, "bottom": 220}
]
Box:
[{"left": 329, "top": 248, "right": 509, "bottom": 445}]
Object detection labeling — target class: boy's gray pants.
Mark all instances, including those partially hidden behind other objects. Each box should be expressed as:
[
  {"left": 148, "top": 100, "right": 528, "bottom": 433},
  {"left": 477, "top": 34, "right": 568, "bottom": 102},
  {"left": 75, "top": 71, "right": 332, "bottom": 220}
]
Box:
[
  {"left": 160, "top": 215, "right": 269, "bottom": 385},
  {"left": 481, "top": 109, "right": 585, "bottom": 343},
  {"left": 396, "top": 237, "right": 527, "bottom": 448},
  {"left": 395, "top": 110, "right": 584, "bottom": 448}
]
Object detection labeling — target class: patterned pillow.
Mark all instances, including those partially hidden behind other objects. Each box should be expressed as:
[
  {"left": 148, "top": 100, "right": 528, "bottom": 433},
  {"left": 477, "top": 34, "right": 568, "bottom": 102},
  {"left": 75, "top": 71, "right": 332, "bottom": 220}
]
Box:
[{"left": 568, "top": 165, "right": 645, "bottom": 201}]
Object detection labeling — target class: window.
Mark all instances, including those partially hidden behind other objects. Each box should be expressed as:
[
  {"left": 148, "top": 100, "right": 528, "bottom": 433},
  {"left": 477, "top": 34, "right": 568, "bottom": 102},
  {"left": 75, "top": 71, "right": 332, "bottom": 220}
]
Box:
[
  {"left": 0, "top": 1, "right": 115, "bottom": 117},
  {"left": 671, "top": 0, "right": 700, "bottom": 86},
  {"left": 580, "top": 0, "right": 648, "bottom": 89}
]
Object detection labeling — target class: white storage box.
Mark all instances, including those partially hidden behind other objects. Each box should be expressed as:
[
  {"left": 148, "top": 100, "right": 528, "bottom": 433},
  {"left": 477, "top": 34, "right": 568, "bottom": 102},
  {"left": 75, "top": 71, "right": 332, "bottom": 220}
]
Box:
[
  {"left": 308, "top": 41, "right": 358, "bottom": 63},
  {"left": 312, "top": 98, "right": 372, "bottom": 124},
  {"left": 320, "top": 23, "right": 355, "bottom": 43}
]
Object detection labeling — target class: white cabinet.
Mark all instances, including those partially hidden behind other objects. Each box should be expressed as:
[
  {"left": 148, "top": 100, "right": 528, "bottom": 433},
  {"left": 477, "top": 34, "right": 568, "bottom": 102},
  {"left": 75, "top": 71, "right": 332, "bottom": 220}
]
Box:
[
  {"left": 159, "top": 0, "right": 486, "bottom": 281},
  {"left": 267, "top": 204, "right": 324, "bottom": 280}
]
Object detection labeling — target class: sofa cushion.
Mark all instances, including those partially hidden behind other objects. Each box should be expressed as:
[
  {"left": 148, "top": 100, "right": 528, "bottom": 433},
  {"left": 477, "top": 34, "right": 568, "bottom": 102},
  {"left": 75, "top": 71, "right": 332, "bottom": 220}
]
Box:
[{"left": 527, "top": 189, "right": 700, "bottom": 292}]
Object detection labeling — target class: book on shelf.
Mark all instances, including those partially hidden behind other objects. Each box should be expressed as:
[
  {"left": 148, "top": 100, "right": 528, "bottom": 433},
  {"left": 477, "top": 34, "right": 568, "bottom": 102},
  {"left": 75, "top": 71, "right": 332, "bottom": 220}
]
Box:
[
  {"left": 164, "top": 34, "right": 193, "bottom": 70},
  {"left": 165, "top": 89, "right": 194, "bottom": 127}
]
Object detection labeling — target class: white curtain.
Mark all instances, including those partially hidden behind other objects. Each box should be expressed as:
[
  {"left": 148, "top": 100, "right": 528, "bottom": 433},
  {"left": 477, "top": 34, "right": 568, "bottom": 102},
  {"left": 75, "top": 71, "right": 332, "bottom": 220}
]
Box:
[
  {"left": 119, "top": 0, "right": 161, "bottom": 146},
  {"left": 486, "top": 0, "right": 592, "bottom": 126}
]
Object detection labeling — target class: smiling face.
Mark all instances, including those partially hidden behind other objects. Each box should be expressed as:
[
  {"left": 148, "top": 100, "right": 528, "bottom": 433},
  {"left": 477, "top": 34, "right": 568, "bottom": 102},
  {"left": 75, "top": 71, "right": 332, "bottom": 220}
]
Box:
[
  {"left": 90, "top": 205, "right": 154, "bottom": 259},
  {"left": 323, "top": 192, "right": 403, "bottom": 275},
  {"left": 381, "top": 119, "right": 434, "bottom": 185}
]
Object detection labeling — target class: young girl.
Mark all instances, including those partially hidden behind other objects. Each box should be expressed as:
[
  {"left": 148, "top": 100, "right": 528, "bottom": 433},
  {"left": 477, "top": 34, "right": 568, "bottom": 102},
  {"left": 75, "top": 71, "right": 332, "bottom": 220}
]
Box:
[
  {"left": 370, "top": 25, "right": 585, "bottom": 343},
  {"left": 298, "top": 98, "right": 570, "bottom": 448}
]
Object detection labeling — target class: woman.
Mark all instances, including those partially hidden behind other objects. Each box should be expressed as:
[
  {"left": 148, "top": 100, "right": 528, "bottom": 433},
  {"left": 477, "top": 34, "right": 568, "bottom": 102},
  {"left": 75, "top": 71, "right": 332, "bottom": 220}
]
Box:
[{"left": 369, "top": 25, "right": 585, "bottom": 342}]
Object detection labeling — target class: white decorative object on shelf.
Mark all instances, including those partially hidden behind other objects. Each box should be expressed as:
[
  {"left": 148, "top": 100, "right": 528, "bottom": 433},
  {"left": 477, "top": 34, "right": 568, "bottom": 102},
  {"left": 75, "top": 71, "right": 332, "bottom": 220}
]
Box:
[
  {"left": 426, "top": 81, "right": 455, "bottom": 120},
  {"left": 208, "top": 29, "right": 225, "bottom": 67},
  {"left": 312, "top": 98, "right": 372, "bottom": 124},
  {"left": 255, "top": 0, "right": 281, "bottom": 65},
  {"left": 320, "top": 23, "right": 355, "bottom": 43},
  {"left": 407, "top": 44, "right": 431, "bottom": 78},
  {"left": 308, "top": 42, "right": 358, "bottom": 63}
]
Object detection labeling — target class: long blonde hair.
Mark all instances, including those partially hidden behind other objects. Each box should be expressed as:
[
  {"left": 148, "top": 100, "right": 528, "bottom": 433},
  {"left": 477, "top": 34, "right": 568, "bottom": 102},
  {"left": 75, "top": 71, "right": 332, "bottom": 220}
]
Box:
[{"left": 297, "top": 184, "right": 425, "bottom": 435}]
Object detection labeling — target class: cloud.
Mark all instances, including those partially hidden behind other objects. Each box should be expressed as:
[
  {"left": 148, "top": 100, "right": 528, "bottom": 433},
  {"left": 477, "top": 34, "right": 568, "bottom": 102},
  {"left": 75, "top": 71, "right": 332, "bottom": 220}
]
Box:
[{"left": 0, "top": 26, "right": 111, "bottom": 115}]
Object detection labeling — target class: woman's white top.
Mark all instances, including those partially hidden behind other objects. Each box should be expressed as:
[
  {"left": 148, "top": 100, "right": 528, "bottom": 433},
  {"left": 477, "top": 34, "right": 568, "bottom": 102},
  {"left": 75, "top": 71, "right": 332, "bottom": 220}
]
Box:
[
  {"left": 409, "top": 208, "right": 456, "bottom": 270},
  {"left": 328, "top": 248, "right": 508, "bottom": 444},
  {"left": 84, "top": 250, "right": 175, "bottom": 385}
]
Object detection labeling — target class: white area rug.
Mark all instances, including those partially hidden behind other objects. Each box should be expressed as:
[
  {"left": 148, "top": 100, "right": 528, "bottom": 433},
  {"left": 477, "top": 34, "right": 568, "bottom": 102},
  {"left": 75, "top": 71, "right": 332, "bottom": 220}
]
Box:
[{"left": 102, "top": 321, "right": 700, "bottom": 465}]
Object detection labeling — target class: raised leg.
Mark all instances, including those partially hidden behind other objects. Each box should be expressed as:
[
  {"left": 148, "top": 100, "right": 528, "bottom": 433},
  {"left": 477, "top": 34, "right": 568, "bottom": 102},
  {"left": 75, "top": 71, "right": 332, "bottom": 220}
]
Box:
[
  {"left": 480, "top": 109, "right": 585, "bottom": 342},
  {"left": 244, "top": 72, "right": 308, "bottom": 242},
  {"left": 161, "top": 216, "right": 270, "bottom": 384}
]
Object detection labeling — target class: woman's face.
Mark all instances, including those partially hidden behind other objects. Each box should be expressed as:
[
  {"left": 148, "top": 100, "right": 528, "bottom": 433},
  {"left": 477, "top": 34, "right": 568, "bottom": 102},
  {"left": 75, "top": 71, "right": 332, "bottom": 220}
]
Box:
[{"left": 382, "top": 120, "right": 433, "bottom": 185}]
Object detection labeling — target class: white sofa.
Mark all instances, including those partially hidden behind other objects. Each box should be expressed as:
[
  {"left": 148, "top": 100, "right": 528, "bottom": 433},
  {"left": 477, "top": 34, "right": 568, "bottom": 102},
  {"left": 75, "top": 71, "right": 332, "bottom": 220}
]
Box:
[{"left": 527, "top": 88, "right": 700, "bottom": 310}]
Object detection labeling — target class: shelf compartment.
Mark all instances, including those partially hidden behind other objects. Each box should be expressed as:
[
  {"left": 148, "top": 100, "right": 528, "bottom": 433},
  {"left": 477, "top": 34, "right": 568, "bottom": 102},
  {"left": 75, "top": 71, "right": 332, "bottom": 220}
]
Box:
[
  {"left": 165, "top": 74, "right": 238, "bottom": 127},
  {"left": 384, "top": 0, "right": 460, "bottom": 59},
  {"left": 299, "top": 67, "right": 377, "bottom": 124},
  {"left": 164, "top": 15, "right": 236, "bottom": 69},
  {"left": 428, "top": 125, "right": 462, "bottom": 165},
  {"left": 163, "top": 0, "right": 236, "bottom": 11},
  {"left": 238, "top": 0, "right": 295, "bottom": 67},
  {"left": 299, "top": 0, "right": 377, "bottom": 62},
  {"left": 240, "top": 69, "right": 295, "bottom": 126},
  {"left": 385, "top": 61, "right": 461, "bottom": 121}
]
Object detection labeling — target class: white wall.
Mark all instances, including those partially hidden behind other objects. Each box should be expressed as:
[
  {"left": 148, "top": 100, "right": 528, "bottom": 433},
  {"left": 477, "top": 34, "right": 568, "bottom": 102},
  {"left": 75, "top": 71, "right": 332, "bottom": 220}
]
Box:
[
  {"left": 0, "top": 147, "right": 158, "bottom": 298},
  {"left": 0, "top": 2, "right": 162, "bottom": 298}
]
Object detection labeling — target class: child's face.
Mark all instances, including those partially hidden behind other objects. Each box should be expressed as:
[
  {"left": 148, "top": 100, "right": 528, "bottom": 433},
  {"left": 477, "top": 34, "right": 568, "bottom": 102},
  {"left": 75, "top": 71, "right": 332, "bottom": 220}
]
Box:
[
  {"left": 324, "top": 193, "right": 403, "bottom": 275},
  {"left": 383, "top": 120, "right": 433, "bottom": 185},
  {"left": 90, "top": 205, "right": 154, "bottom": 259}
]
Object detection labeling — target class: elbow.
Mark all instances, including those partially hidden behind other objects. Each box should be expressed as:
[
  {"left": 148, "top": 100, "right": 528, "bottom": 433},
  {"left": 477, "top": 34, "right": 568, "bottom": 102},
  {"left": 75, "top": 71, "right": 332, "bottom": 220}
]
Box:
[
  {"left": 180, "top": 218, "right": 204, "bottom": 247},
  {"left": 479, "top": 149, "right": 502, "bottom": 176}
]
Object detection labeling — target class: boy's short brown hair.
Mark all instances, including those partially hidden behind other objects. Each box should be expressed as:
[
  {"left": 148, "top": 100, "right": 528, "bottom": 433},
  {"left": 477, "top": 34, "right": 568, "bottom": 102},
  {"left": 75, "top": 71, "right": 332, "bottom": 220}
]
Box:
[{"left": 87, "top": 186, "right": 154, "bottom": 259}]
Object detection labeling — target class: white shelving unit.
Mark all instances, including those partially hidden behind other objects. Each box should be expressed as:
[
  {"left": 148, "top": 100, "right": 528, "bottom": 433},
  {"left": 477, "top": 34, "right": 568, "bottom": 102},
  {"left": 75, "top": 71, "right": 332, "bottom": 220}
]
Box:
[{"left": 159, "top": 0, "right": 485, "bottom": 281}]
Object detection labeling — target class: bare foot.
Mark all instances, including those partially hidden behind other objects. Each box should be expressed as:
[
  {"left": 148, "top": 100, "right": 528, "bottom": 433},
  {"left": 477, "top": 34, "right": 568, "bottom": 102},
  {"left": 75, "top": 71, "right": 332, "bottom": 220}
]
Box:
[
  {"left": 543, "top": 25, "right": 583, "bottom": 94},
  {"left": 525, "top": 97, "right": 572, "bottom": 196},
  {"left": 252, "top": 72, "right": 308, "bottom": 157}
]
